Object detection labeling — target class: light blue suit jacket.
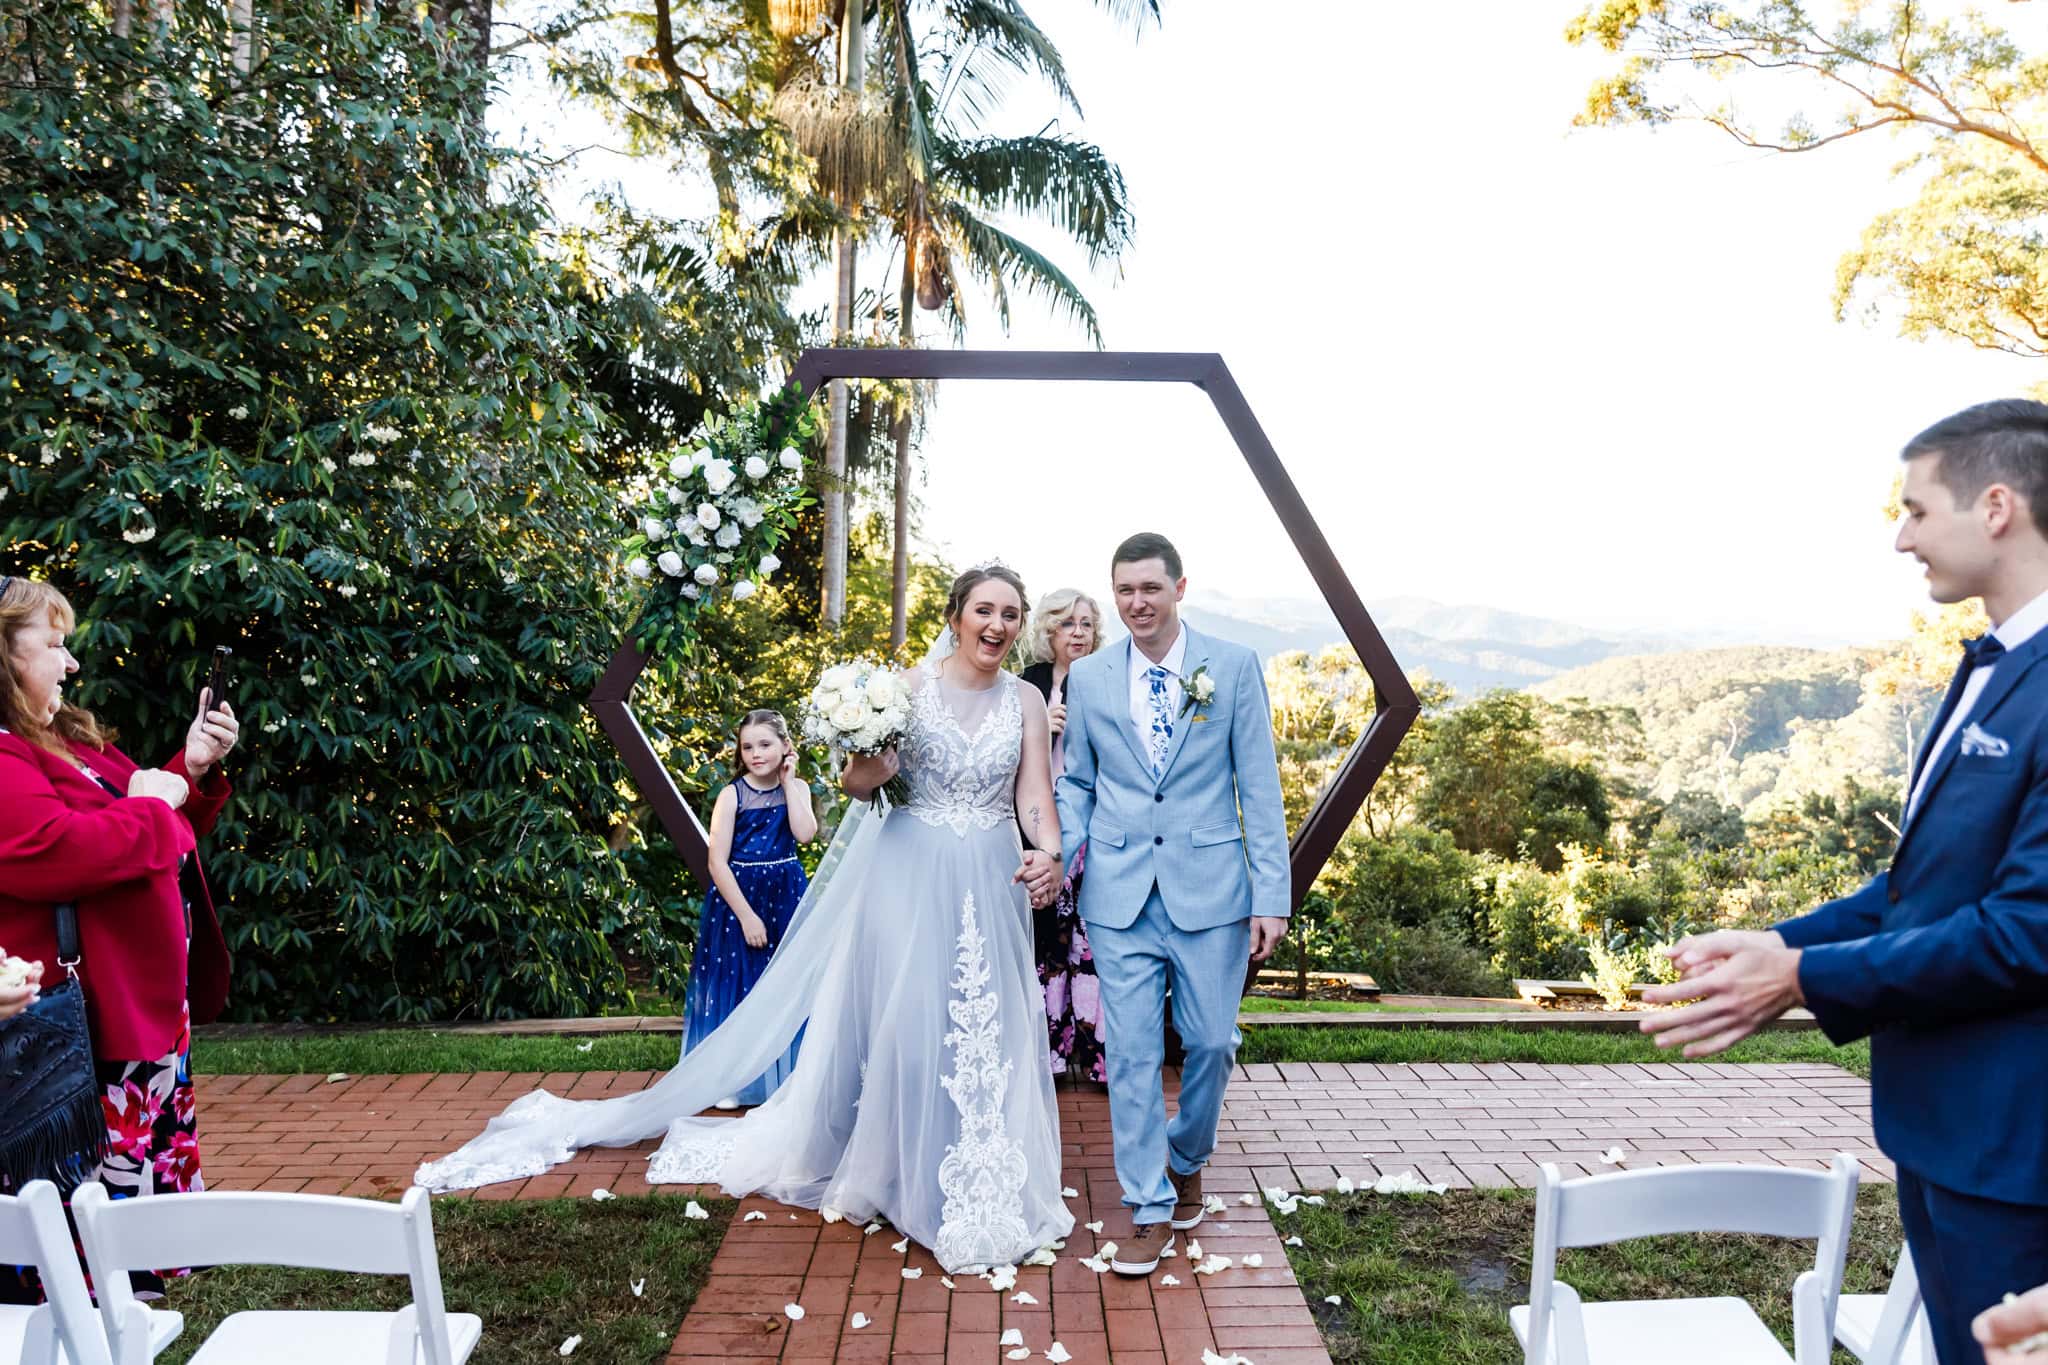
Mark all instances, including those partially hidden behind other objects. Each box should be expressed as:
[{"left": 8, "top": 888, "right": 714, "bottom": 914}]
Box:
[{"left": 1054, "top": 626, "right": 1290, "bottom": 932}]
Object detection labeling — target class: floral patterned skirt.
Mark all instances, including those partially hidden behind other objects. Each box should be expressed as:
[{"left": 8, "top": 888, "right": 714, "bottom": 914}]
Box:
[
  {"left": 1035, "top": 846, "right": 1106, "bottom": 1084},
  {"left": 0, "top": 1003, "right": 204, "bottom": 1302}
]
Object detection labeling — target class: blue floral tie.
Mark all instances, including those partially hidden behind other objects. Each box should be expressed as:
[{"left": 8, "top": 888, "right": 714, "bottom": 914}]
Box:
[{"left": 1145, "top": 665, "right": 1174, "bottom": 775}]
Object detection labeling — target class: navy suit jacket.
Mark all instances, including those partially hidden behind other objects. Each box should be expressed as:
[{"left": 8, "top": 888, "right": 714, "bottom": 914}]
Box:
[{"left": 1777, "top": 626, "right": 2048, "bottom": 1205}]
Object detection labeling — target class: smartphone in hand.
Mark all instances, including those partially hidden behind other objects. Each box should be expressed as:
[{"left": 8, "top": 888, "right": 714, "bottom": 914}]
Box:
[{"left": 204, "top": 645, "right": 232, "bottom": 712}]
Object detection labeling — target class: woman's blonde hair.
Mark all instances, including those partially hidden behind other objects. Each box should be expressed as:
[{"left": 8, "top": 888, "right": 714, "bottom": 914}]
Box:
[
  {"left": 1028, "top": 588, "right": 1102, "bottom": 664},
  {"left": 0, "top": 577, "right": 109, "bottom": 756}
]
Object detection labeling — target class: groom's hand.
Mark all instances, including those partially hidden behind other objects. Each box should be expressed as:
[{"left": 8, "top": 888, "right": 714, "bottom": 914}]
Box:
[
  {"left": 1248, "top": 916, "right": 1288, "bottom": 964},
  {"left": 1014, "top": 850, "right": 1061, "bottom": 908}
]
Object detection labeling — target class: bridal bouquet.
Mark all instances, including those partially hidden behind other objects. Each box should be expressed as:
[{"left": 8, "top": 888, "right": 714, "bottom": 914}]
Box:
[{"left": 802, "top": 658, "right": 913, "bottom": 810}]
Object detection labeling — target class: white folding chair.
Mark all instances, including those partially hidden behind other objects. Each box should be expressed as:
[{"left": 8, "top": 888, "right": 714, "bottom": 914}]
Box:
[
  {"left": 1510, "top": 1154, "right": 1860, "bottom": 1365},
  {"left": 73, "top": 1183, "right": 480, "bottom": 1365},
  {"left": 0, "top": 1180, "right": 180, "bottom": 1365},
  {"left": 1835, "top": 1244, "right": 1934, "bottom": 1365}
]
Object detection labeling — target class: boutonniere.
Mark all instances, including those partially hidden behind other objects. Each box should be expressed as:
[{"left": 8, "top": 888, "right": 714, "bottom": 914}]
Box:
[{"left": 1179, "top": 664, "right": 1216, "bottom": 719}]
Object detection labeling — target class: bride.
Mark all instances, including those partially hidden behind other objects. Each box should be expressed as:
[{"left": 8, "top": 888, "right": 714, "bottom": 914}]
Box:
[{"left": 417, "top": 563, "right": 1076, "bottom": 1272}]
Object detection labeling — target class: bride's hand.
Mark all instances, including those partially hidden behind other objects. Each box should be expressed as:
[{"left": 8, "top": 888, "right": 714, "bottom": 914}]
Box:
[
  {"left": 1013, "top": 850, "right": 1062, "bottom": 909},
  {"left": 841, "top": 747, "right": 900, "bottom": 798}
]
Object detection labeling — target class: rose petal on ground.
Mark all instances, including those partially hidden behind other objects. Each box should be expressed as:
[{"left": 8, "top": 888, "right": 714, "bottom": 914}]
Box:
[
  {"left": 1203, "top": 1195, "right": 1227, "bottom": 1214},
  {"left": 1601, "top": 1147, "right": 1627, "bottom": 1166},
  {"left": 1186, "top": 1238, "right": 1203, "bottom": 1262},
  {"left": 901, "top": 1269, "right": 922, "bottom": 1280},
  {"left": 1007, "top": 1351, "right": 1032, "bottom": 1361},
  {"left": 892, "top": 1238, "right": 909, "bottom": 1253},
  {"left": 1284, "top": 1236, "right": 1303, "bottom": 1248},
  {"left": 941, "top": 1277, "right": 955, "bottom": 1289},
  {"left": 1335, "top": 1176, "right": 1355, "bottom": 1194},
  {"left": 1045, "top": 1344, "right": 1072, "bottom": 1363},
  {"left": 1001, "top": 1329, "right": 1025, "bottom": 1346},
  {"left": 575, "top": 1041, "right": 595, "bottom": 1053},
  {"left": 325, "top": 1072, "right": 349, "bottom": 1084},
  {"left": 865, "top": 1221, "right": 884, "bottom": 1235},
  {"left": 987, "top": 1265, "right": 1018, "bottom": 1292},
  {"left": 1079, "top": 1257, "right": 1108, "bottom": 1273},
  {"left": 1243, "top": 1254, "right": 1263, "bottom": 1268},
  {"left": 851, "top": 1313, "right": 871, "bottom": 1330},
  {"left": 743, "top": 1211, "right": 766, "bottom": 1222},
  {"left": 784, "top": 1305, "right": 805, "bottom": 1321},
  {"left": 684, "top": 1201, "right": 710, "bottom": 1220},
  {"left": 1011, "top": 1291, "right": 1039, "bottom": 1305},
  {"left": 1083, "top": 1221, "right": 1103, "bottom": 1234},
  {"left": 1159, "top": 1274, "right": 1182, "bottom": 1287},
  {"left": 591, "top": 1189, "right": 614, "bottom": 1201},
  {"left": 558, "top": 1337, "right": 582, "bottom": 1356},
  {"left": 1325, "top": 1295, "right": 1342, "bottom": 1306},
  {"left": 1061, "top": 1187, "right": 1078, "bottom": 1198},
  {"left": 821, "top": 1208, "right": 844, "bottom": 1224},
  {"left": 1025, "top": 1248, "right": 1057, "bottom": 1267},
  {"left": 1237, "top": 1193, "right": 1260, "bottom": 1206},
  {"left": 1097, "top": 1242, "right": 1118, "bottom": 1262}
]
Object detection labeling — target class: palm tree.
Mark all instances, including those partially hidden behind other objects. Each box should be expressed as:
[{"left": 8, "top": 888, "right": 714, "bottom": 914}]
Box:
[{"left": 775, "top": 0, "right": 1153, "bottom": 639}]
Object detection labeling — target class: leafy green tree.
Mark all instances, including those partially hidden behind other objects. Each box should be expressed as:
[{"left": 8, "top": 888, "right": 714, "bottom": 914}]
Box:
[
  {"left": 2, "top": 0, "right": 665, "bottom": 1021},
  {"left": 1567, "top": 0, "right": 2048, "bottom": 370}
]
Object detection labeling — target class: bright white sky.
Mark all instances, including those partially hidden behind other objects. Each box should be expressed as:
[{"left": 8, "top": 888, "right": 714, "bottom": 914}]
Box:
[{"left": 501, "top": 0, "right": 2048, "bottom": 647}]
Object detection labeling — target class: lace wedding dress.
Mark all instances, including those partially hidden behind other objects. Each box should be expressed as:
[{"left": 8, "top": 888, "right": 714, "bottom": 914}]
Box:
[{"left": 417, "top": 667, "right": 1073, "bottom": 1273}]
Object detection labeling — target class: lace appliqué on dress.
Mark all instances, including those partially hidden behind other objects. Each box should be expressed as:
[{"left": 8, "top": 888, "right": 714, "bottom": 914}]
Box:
[
  {"left": 933, "top": 892, "right": 1030, "bottom": 1272},
  {"left": 647, "top": 1122, "right": 741, "bottom": 1185},
  {"left": 901, "top": 674, "right": 1022, "bottom": 836}
]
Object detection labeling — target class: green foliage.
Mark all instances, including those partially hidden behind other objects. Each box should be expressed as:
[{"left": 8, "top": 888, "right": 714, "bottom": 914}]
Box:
[{"left": 0, "top": 0, "right": 671, "bottom": 1021}]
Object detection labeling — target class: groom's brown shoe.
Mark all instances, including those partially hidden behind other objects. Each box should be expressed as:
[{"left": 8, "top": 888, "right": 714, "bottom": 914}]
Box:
[
  {"left": 1170, "top": 1167, "right": 1205, "bottom": 1231},
  {"left": 1109, "top": 1219, "right": 1175, "bottom": 1276}
]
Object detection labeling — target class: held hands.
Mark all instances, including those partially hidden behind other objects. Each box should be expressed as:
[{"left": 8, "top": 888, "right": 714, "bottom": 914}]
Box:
[
  {"left": 184, "top": 689, "right": 240, "bottom": 781},
  {"left": 127, "top": 767, "right": 189, "bottom": 810},
  {"left": 1248, "top": 916, "right": 1288, "bottom": 964},
  {"left": 1013, "top": 849, "right": 1062, "bottom": 910},
  {"left": 1976, "top": 1282, "right": 2048, "bottom": 1362},
  {"left": 1638, "top": 929, "right": 1802, "bottom": 1058}
]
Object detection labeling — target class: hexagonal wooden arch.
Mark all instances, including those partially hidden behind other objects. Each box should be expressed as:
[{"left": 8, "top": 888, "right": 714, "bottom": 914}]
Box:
[{"left": 590, "top": 349, "right": 1420, "bottom": 909}]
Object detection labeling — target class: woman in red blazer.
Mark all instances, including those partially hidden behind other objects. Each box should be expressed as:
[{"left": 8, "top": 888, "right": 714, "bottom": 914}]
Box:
[{"left": 0, "top": 576, "right": 237, "bottom": 1295}]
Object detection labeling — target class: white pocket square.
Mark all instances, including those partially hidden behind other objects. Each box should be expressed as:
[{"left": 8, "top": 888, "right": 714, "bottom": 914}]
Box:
[{"left": 1960, "top": 722, "right": 2011, "bottom": 758}]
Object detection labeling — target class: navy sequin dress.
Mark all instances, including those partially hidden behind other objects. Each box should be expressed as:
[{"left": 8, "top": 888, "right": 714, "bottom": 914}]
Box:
[{"left": 684, "top": 777, "right": 806, "bottom": 1105}]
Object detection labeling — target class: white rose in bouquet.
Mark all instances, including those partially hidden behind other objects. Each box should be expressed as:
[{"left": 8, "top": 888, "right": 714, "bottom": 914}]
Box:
[
  {"left": 657, "top": 551, "right": 685, "bottom": 577},
  {"left": 687, "top": 525, "right": 709, "bottom": 547},
  {"left": 745, "top": 455, "right": 770, "bottom": 480},
  {"left": 830, "top": 699, "right": 867, "bottom": 732},
  {"left": 821, "top": 664, "right": 858, "bottom": 691},
  {"left": 866, "top": 671, "right": 904, "bottom": 709},
  {"left": 668, "top": 453, "right": 692, "bottom": 478},
  {"left": 642, "top": 516, "right": 668, "bottom": 540},
  {"left": 690, "top": 447, "right": 711, "bottom": 468},
  {"left": 627, "top": 557, "right": 652, "bottom": 580},
  {"left": 703, "top": 458, "right": 737, "bottom": 495},
  {"left": 696, "top": 503, "right": 721, "bottom": 530},
  {"left": 681, "top": 583, "right": 702, "bottom": 600},
  {"left": 780, "top": 448, "right": 802, "bottom": 471},
  {"left": 731, "top": 496, "right": 764, "bottom": 528},
  {"left": 694, "top": 563, "right": 719, "bottom": 586},
  {"left": 731, "top": 580, "right": 758, "bottom": 602},
  {"left": 758, "top": 554, "right": 781, "bottom": 578},
  {"left": 667, "top": 487, "right": 686, "bottom": 505},
  {"left": 715, "top": 523, "right": 741, "bottom": 549}
]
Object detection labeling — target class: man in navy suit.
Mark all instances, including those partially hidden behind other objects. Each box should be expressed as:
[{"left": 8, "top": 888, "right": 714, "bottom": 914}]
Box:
[{"left": 1641, "top": 399, "right": 2048, "bottom": 1365}]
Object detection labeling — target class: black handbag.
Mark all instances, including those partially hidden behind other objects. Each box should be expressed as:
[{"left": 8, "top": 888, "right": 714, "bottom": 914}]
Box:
[{"left": 0, "top": 905, "right": 107, "bottom": 1190}]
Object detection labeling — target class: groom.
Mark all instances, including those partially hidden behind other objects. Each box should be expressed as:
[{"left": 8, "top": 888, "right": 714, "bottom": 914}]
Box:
[{"left": 1055, "top": 532, "right": 1290, "bottom": 1275}]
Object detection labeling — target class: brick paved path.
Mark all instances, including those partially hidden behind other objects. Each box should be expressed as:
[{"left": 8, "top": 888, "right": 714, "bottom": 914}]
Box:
[{"left": 196, "top": 1060, "right": 1878, "bottom": 1363}]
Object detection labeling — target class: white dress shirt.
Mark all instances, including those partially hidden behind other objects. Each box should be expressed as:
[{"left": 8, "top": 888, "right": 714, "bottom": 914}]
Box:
[
  {"left": 1128, "top": 625, "right": 1188, "bottom": 755},
  {"left": 1906, "top": 586, "right": 2048, "bottom": 821}
]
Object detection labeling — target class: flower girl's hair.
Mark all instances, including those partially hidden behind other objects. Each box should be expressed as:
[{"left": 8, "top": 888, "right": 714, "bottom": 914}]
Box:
[{"left": 732, "top": 708, "right": 793, "bottom": 778}]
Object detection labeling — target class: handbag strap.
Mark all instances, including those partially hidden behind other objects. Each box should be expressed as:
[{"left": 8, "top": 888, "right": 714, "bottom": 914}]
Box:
[{"left": 52, "top": 903, "right": 79, "bottom": 971}]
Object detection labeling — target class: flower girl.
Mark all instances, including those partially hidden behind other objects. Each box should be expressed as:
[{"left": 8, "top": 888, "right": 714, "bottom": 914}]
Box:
[{"left": 685, "top": 709, "right": 819, "bottom": 1106}]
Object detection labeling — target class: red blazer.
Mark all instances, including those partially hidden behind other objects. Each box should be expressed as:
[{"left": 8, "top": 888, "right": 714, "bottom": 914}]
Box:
[{"left": 0, "top": 729, "right": 233, "bottom": 1060}]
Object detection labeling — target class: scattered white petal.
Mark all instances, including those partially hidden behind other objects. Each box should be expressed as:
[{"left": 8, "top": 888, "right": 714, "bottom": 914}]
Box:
[
  {"left": 1008, "top": 1351, "right": 1032, "bottom": 1361},
  {"left": 684, "top": 1201, "right": 710, "bottom": 1220},
  {"left": 1238, "top": 1193, "right": 1260, "bottom": 1206},
  {"left": 1600, "top": 1147, "right": 1627, "bottom": 1166},
  {"left": 864, "top": 1221, "right": 884, "bottom": 1236},
  {"left": 892, "top": 1238, "right": 910, "bottom": 1254},
  {"left": 1324, "top": 1295, "right": 1342, "bottom": 1306},
  {"left": 1001, "top": 1329, "right": 1025, "bottom": 1346},
  {"left": 1097, "top": 1242, "right": 1118, "bottom": 1262},
  {"left": 1052, "top": 1240, "right": 1067, "bottom": 1251},
  {"left": 1284, "top": 1236, "right": 1304, "bottom": 1248},
  {"left": 591, "top": 1189, "right": 614, "bottom": 1201},
  {"left": 1159, "top": 1274, "right": 1182, "bottom": 1287},
  {"left": 821, "top": 1208, "right": 844, "bottom": 1224},
  {"left": 940, "top": 1277, "right": 955, "bottom": 1289},
  {"left": 851, "top": 1313, "right": 872, "bottom": 1330},
  {"left": 743, "top": 1211, "right": 767, "bottom": 1222},
  {"left": 630, "top": 1277, "right": 645, "bottom": 1297},
  {"left": 1203, "top": 1195, "right": 1228, "bottom": 1214},
  {"left": 575, "top": 1041, "right": 595, "bottom": 1053},
  {"left": 902, "top": 1268, "right": 923, "bottom": 1280},
  {"left": 1202, "top": 1351, "right": 1255, "bottom": 1365},
  {"left": 784, "top": 1304, "right": 805, "bottom": 1321},
  {"left": 1079, "top": 1257, "right": 1109, "bottom": 1273},
  {"left": 1193, "top": 1255, "right": 1234, "bottom": 1276},
  {"left": 1371, "top": 1172, "right": 1448, "bottom": 1195},
  {"left": 1061, "top": 1187, "right": 1079, "bottom": 1198},
  {"left": 1084, "top": 1221, "right": 1103, "bottom": 1234},
  {"left": 1046, "top": 1344, "right": 1073, "bottom": 1363},
  {"left": 1186, "top": 1239, "right": 1203, "bottom": 1262},
  {"left": 789, "top": 1214, "right": 799, "bottom": 1221},
  {"left": 1011, "top": 1291, "right": 1039, "bottom": 1305},
  {"left": 1262, "top": 1186, "right": 1291, "bottom": 1204},
  {"left": 1300, "top": 1196, "right": 1326, "bottom": 1207},
  {"left": 1024, "top": 1248, "right": 1057, "bottom": 1267},
  {"left": 558, "top": 1337, "right": 582, "bottom": 1357},
  {"left": 1335, "top": 1176, "right": 1355, "bottom": 1194},
  {"left": 1243, "top": 1254, "right": 1264, "bottom": 1268},
  {"left": 1159, "top": 1246, "right": 1178, "bottom": 1258},
  {"left": 325, "top": 1072, "right": 349, "bottom": 1084},
  {"left": 987, "top": 1265, "right": 1018, "bottom": 1292}
]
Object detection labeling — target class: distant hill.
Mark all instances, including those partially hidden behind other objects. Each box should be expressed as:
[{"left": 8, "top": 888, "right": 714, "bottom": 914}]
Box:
[{"left": 1532, "top": 645, "right": 1935, "bottom": 817}]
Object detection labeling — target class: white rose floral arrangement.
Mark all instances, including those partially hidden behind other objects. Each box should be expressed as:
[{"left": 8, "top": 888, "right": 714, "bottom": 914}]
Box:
[
  {"left": 802, "top": 658, "right": 913, "bottom": 810},
  {"left": 618, "top": 388, "right": 815, "bottom": 657}
]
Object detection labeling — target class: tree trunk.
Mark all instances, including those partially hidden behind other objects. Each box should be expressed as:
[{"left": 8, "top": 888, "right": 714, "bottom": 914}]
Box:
[
  {"left": 888, "top": 245, "right": 915, "bottom": 651},
  {"left": 821, "top": 3, "right": 865, "bottom": 628},
  {"left": 111, "top": 0, "right": 132, "bottom": 36},
  {"left": 229, "top": 0, "right": 253, "bottom": 72}
]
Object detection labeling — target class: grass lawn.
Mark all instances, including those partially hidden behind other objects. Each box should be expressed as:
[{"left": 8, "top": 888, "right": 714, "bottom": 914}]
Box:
[
  {"left": 1279, "top": 1185, "right": 1902, "bottom": 1365},
  {"left": 157, "top": 1195, "right": 730, "bottom": 1365},
  {"left": 191, "top": 1025, "right": 1869, "bottom": 1077},
  {"left": 1237, "top": 998, "right": 1502, "bottom": 1015}
]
